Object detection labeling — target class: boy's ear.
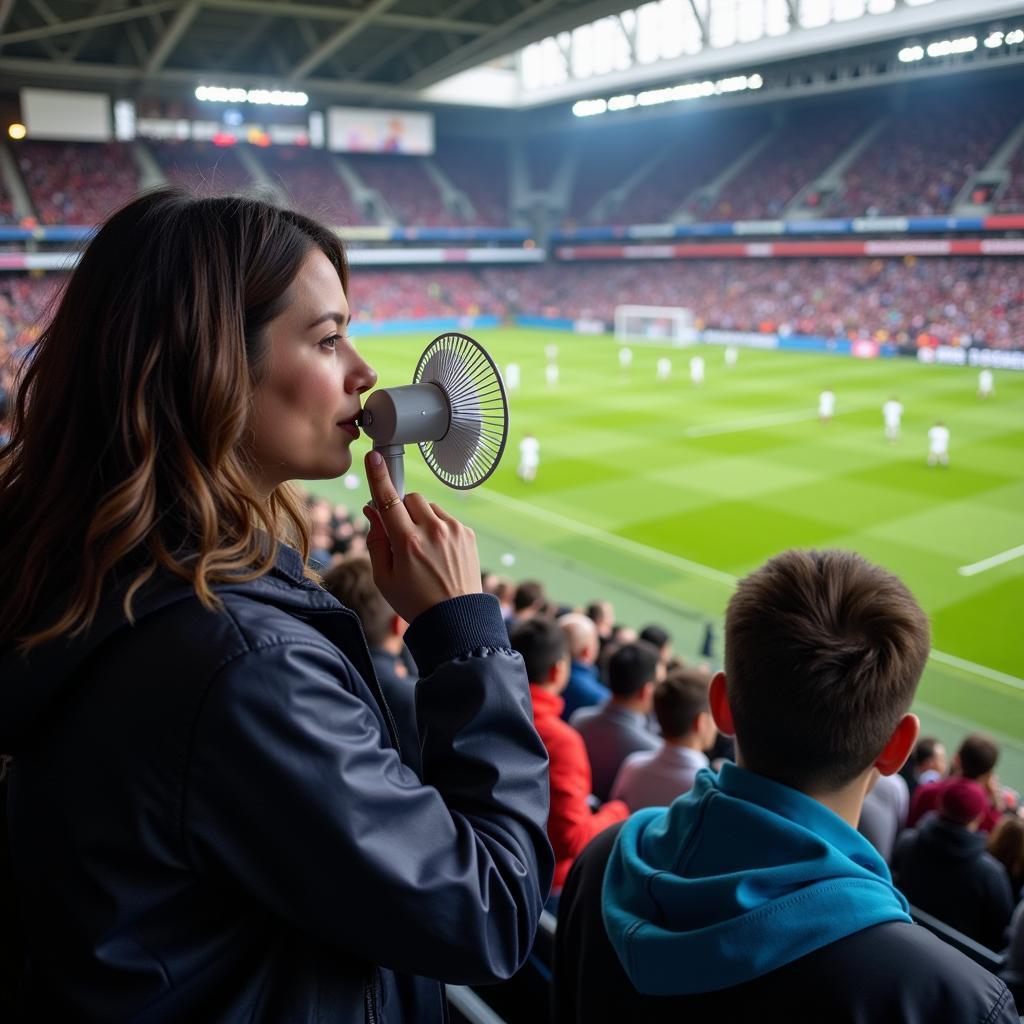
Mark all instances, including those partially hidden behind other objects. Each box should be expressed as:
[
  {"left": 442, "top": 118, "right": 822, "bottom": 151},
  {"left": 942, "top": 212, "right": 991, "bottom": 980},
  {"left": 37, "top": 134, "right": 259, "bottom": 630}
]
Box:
[
  {"left": 709, "top": 671, "right": 735, "bottom": 737},
  {"left": 875, "top": 713, "right": 919, "bottom": 776}
]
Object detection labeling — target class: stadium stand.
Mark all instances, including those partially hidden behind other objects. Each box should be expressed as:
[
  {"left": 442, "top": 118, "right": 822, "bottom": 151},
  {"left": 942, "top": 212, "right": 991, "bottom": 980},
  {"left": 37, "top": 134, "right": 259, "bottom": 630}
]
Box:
[
  {"left": 345, "top": 154, "right": 457, "bottom": 226},
  {"left": 703, "top": 103, "right": 871, "bottom": 221},
  {"left": 148, "top": 140, "right": 252, "bottom": 196},
  {"left": 12, "top": 140, "right": 140, "bottom": 225},
  {"left": 3, "top": 258, "right": 1023, "bottom": 353},
  {"left": 608, "top": 121, "right": 753, "bottom": 224},
  {"left": 826, "top": 91, "right": 1024, "bottom": 217},
  {"left": 258, "top": 146, "right": 366, "bottom": 225},
  {"left": 996, "top": 142, "right": 1024, "bottom": 213},
  {"left": 434, "top": 137, "right": 510, "bottom": 226}
]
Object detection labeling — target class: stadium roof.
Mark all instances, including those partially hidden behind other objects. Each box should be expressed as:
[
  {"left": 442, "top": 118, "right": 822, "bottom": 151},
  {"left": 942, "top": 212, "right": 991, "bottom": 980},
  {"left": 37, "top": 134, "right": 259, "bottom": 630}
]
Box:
[{"left": 0, "top": 0, "right": 1019, "bottom": 107}]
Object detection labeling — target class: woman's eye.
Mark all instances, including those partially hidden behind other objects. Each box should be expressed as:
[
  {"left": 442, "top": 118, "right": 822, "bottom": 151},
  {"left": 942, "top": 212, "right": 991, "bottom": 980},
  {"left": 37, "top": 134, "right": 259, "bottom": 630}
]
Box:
[{"left": 319, "top": 333, "right": 343, "bottom": 351}]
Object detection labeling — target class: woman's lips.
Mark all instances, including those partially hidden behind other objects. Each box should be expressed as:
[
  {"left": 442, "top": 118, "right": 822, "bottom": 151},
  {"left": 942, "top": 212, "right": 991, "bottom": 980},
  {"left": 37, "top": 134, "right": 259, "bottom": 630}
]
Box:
[{"left": 338, "top": 421, "right": 360, "bottom": 439}]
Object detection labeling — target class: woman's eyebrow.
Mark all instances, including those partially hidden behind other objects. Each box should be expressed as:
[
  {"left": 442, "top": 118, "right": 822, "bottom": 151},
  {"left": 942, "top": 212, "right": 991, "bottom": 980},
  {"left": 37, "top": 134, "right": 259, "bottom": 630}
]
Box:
[{"left": 306, "top": 311, "right": 350, "bottom": 330}]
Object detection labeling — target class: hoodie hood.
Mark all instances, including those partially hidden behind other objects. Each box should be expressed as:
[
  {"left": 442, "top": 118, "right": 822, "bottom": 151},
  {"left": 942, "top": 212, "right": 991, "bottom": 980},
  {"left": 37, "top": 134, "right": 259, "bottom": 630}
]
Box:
[
  {"left": 0, "top": 544, "right": 328, "bottom": 752},
  {"left": 602, "top": 762, "right": 911, "bottom": 996}
]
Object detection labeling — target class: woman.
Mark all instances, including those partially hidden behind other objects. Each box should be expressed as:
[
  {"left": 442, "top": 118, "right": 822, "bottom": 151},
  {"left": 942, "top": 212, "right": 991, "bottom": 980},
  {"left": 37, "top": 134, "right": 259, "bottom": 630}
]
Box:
[{"left": 0, "top": 190, "right": 552, "bottom": 1022}]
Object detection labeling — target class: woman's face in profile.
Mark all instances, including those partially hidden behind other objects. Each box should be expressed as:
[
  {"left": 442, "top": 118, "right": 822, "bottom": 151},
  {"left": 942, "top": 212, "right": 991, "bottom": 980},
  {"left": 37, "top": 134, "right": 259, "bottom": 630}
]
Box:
[{"left": 250, "top": 249, "right": 376, "bottom": 494}]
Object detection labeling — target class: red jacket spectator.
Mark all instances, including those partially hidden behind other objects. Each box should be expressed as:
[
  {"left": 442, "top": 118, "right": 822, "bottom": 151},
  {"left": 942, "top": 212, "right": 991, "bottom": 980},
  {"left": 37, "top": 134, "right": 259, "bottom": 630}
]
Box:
[
  {"left": 530, "top": 685, "right": 628, "bottom": 890},
  {"left": 909, "top": 778, "right": 1002, "bottom": 834}
]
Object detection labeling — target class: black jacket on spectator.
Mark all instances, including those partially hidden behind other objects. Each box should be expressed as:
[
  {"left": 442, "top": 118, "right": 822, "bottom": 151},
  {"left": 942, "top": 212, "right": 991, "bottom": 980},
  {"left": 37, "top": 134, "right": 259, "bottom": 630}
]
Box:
[
  {"left": 554, "top": 823, "right": 1019, "bottom": 1024},
  {"left": 892, "top": 814, "right": 1015, "bottom": 952},
  {"left": 0, "top": 545, "right": 552, "bottom": 1023}
]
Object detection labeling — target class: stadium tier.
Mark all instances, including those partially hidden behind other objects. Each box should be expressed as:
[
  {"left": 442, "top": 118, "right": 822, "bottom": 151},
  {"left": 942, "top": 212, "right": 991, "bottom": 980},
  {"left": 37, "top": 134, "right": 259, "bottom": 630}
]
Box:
[
  {"left": 4, "top": 78, "right": 1024, "bottom": 230},
  {"left": 3, "top": 259, "right": 1022, "bottom": 356}
]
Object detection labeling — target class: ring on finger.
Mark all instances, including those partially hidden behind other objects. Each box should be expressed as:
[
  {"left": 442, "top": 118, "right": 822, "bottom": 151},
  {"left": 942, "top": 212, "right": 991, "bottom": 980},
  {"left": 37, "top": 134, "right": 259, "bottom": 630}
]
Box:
[{"left": 379, "top": 496, "right": 403, "bottom": 512}]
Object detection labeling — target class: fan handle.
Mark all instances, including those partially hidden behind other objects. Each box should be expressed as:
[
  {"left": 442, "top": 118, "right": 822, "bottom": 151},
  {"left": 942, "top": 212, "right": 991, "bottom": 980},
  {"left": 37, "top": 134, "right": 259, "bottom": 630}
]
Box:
[{"left": 360, "top": 382, "right": 450, "bottom": 497}]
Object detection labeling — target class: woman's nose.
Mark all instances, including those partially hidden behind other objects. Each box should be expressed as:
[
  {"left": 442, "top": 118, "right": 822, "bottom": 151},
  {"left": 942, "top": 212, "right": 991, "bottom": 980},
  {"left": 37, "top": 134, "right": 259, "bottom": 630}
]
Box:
[{"left": 348, "top": 354, "right": 377, "bottom": 394}]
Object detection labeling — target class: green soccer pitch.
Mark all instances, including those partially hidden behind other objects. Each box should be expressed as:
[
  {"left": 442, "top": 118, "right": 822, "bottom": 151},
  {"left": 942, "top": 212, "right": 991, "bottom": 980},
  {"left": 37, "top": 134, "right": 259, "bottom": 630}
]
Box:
[{"left": 314, "top": 327, "right": 1024, "bottom": 789}]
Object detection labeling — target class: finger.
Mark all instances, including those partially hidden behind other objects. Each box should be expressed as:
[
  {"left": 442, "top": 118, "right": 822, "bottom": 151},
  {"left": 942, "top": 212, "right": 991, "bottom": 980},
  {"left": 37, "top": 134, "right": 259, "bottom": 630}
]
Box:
[
  {"left": 402, "top": 492, "right": 439, "bottom": 527},
  {"left": 362, "top": 504, "right": 394, "bottom": 577},
  {"left": 364, "top": 450, "right": 410, "bottom": 532},
  {"left": 429, "top": 502, "right": 460, "bottom": 526}
]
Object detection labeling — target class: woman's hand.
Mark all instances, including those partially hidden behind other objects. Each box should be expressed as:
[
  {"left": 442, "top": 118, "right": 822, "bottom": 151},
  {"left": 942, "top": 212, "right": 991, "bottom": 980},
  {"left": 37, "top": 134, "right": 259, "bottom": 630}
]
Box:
[{"left": 362, "top": 450, "right": 481, "bottom": 623}]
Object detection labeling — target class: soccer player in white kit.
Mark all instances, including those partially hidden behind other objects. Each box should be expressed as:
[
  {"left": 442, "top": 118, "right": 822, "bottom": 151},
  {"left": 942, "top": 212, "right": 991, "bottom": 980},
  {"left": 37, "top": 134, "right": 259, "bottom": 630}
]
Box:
[
  {"left": 978, "top": 369, "right": 994, "bottom": 399},
  {"left": 505, "top": 362, "right": 520, "bottom": 392},
  {"left": 818, "top": 389, "right": 835, "bottom": 423},
  {"left": 927, "top": 421, "right": 950, "bottom": 467},
  {"left": 883, "top": 397, "right": 903, "bottom": 442},
  {"left": 619, "top": 346, "right": 633, "bottom": 371},
  {"left": 518, "top": 433, "right": 540, "bottom": 482},
  {"left": 545, "top": 362, "right": 559, "bottom": 387},
  {"left": 656, "top": 357, "right": 672, "bottom": 381},
  {"left": 724, "top": 345, "right": 739, "bottom": 368},
  {"left": 690, "top": 354, "right": 705, "bottom": 386}
]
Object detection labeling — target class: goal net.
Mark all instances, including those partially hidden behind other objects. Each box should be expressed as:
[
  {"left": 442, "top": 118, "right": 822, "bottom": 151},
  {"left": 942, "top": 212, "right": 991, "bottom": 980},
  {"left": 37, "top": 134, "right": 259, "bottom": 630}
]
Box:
[{"left": 614, "top": 305, "right": 697, "bottom": 346}]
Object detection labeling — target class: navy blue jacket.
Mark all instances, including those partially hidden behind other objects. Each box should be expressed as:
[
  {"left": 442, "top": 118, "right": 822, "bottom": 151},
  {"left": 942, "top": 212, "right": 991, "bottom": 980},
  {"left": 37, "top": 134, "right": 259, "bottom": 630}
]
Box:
[
  {"left": 554, "top": 823, "right": 1019, "bottom": 1024},
  {"left": 1, "top": 545, "right": 553, "bottom": 1022}
]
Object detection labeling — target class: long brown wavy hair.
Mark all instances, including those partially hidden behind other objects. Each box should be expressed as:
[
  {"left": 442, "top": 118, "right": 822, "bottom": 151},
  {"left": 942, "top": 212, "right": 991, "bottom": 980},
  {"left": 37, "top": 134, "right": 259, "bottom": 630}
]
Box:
[{"left": 0, "top": 189, "right": 349, "bottom": 653}]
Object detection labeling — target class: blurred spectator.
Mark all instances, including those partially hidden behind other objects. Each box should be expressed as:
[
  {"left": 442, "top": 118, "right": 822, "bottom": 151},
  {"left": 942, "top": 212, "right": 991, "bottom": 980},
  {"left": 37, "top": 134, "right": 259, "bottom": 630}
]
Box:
[
  {"left": 585, "top": 600, "right": 615, "bottom": 649},
  {"left": 908, "top": 734, "right": 1005, "bottom": 833},
  {"left": 513, "top": 579, "right": 546, "bottom": 623},
  {"left": 571, "top": 641, "right": 661, "bottom": 801},
  {"left": 558, "top": 612, "right": 609, "bottom": 721},
  {"left": 347, "top": 155, "right": 456, "bottom": 227},
  {"left": 610, "top": 669, "right": 715, "bottom": 812},
  {"left": 511, "top": 619, "right": 628, "bottom": 893},
  {"left": 900, "top": 735, "right": 948, "bottom": 796},
  {"left": 859, "top": 771, "right": 910, "bottom": 864},
  {"left": 639, "top": 624, "right": 672, "bottom": 664},
  {"left": 893, "top": 779, "right": 1015, "bottom": 951},
  {"left": 321, "top": 557, "right": 420, "bottom": 777},
  {"left": 988, "top": 816, "right": 1024, "bottom": 899}
]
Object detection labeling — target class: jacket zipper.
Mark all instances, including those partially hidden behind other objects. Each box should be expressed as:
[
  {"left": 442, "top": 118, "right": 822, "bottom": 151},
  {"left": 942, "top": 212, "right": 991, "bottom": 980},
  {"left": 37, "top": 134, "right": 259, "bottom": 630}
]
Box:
[{"left": 364, "top": 969, "right": 379, "bottom": 1024}]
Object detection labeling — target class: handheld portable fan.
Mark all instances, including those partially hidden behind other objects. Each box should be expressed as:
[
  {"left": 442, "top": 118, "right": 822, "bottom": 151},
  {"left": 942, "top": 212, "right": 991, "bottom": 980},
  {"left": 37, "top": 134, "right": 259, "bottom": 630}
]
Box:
[{"left": 358, "top": 332, "right": 509, "bottom": 497}]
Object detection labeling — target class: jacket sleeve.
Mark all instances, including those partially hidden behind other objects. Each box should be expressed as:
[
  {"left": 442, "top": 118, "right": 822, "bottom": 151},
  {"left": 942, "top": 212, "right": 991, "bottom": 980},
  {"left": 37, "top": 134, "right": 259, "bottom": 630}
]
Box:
[
  {"left": 547, "top": 724, "right": 629, "bottom": 864},
  {"left": 183, "top": 594, "right": 553, "bottom": 985}
]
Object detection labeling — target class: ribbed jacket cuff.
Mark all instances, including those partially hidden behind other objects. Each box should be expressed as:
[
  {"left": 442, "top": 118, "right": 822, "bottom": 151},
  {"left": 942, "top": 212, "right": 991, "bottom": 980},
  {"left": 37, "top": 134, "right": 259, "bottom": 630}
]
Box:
[{"left": 404, "top": 594, "right": 510, "bottom": 676}]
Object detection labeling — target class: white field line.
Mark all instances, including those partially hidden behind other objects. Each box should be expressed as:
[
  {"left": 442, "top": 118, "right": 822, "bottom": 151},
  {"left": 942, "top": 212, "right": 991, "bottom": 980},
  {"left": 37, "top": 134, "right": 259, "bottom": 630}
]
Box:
[
  {"left": 684, "top": 410, "right": 821, "bottom": 437},
  {"left": 471, "top": 486, "right": 1024, "bottom": 692},
  {"left": 958, "top": 543, "right": 1024, "bottom": 577},
  {"left": 913, "top": 699, "right": 1024, "bottom": 754}
]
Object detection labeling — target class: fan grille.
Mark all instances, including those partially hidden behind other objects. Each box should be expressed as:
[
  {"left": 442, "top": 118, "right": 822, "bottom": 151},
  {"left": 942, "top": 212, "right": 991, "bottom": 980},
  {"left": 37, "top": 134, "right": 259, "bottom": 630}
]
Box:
[{"left": 413, "top": 332, "right": 509, "bottom": 489}]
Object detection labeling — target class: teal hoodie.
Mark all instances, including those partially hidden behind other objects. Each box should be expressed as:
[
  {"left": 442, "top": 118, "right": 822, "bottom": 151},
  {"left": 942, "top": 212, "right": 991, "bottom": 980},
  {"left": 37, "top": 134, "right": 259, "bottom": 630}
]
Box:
[{"left": 602, "top": 762, "right": 911, "bottom": 996}]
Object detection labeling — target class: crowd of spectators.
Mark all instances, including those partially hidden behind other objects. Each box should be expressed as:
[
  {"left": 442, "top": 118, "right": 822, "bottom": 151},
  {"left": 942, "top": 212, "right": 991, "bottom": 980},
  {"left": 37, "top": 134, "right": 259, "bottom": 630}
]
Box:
[
  {"left": 149, "top": 140, "right": 251, "bottom": 196},
  {"left": 479, "top": 257, "right": 1024, "bottom": 349},
  {"left": 826, "top": 92, "right": 1024, "bottom": 218},
  {"left": 325, "top": 544, "right": 1023, "bottom": 1017},
  {"left": 703, "top": 106, "right": 870, "bottom": 221},
  {"left": 434, "top": 137, "right": 510, "bottom": 226},
  {"left": 259, "top": 146, "right": 367, "bottom": 226},
  {"left": 345, "top": 154, "right": 460, "bottom": 227},
  {"left": 2, "top": 258, "right": 1022, "bottom": 352},
  {"left": 608, "top": 125, "right": 752, "bottom": 225},
  {"left": 997, "top": 142, "right": 1024, "bottom": 213},
  {"left": 12, "top": 141, "right": 140, "bottom": 225}
]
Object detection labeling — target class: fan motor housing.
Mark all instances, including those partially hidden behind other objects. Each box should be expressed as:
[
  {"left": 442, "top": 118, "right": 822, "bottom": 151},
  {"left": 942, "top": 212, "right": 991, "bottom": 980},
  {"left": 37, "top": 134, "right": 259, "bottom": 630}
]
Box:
[{"left": 360, "top": 383, "right": 450, "bottom": 446}]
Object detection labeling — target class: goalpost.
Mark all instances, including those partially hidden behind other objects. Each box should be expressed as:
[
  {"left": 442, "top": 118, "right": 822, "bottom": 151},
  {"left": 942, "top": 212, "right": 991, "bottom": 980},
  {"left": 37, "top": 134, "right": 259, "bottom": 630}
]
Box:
[{"left": 614, "top": 305, "right": 697, "bottom": 346}]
